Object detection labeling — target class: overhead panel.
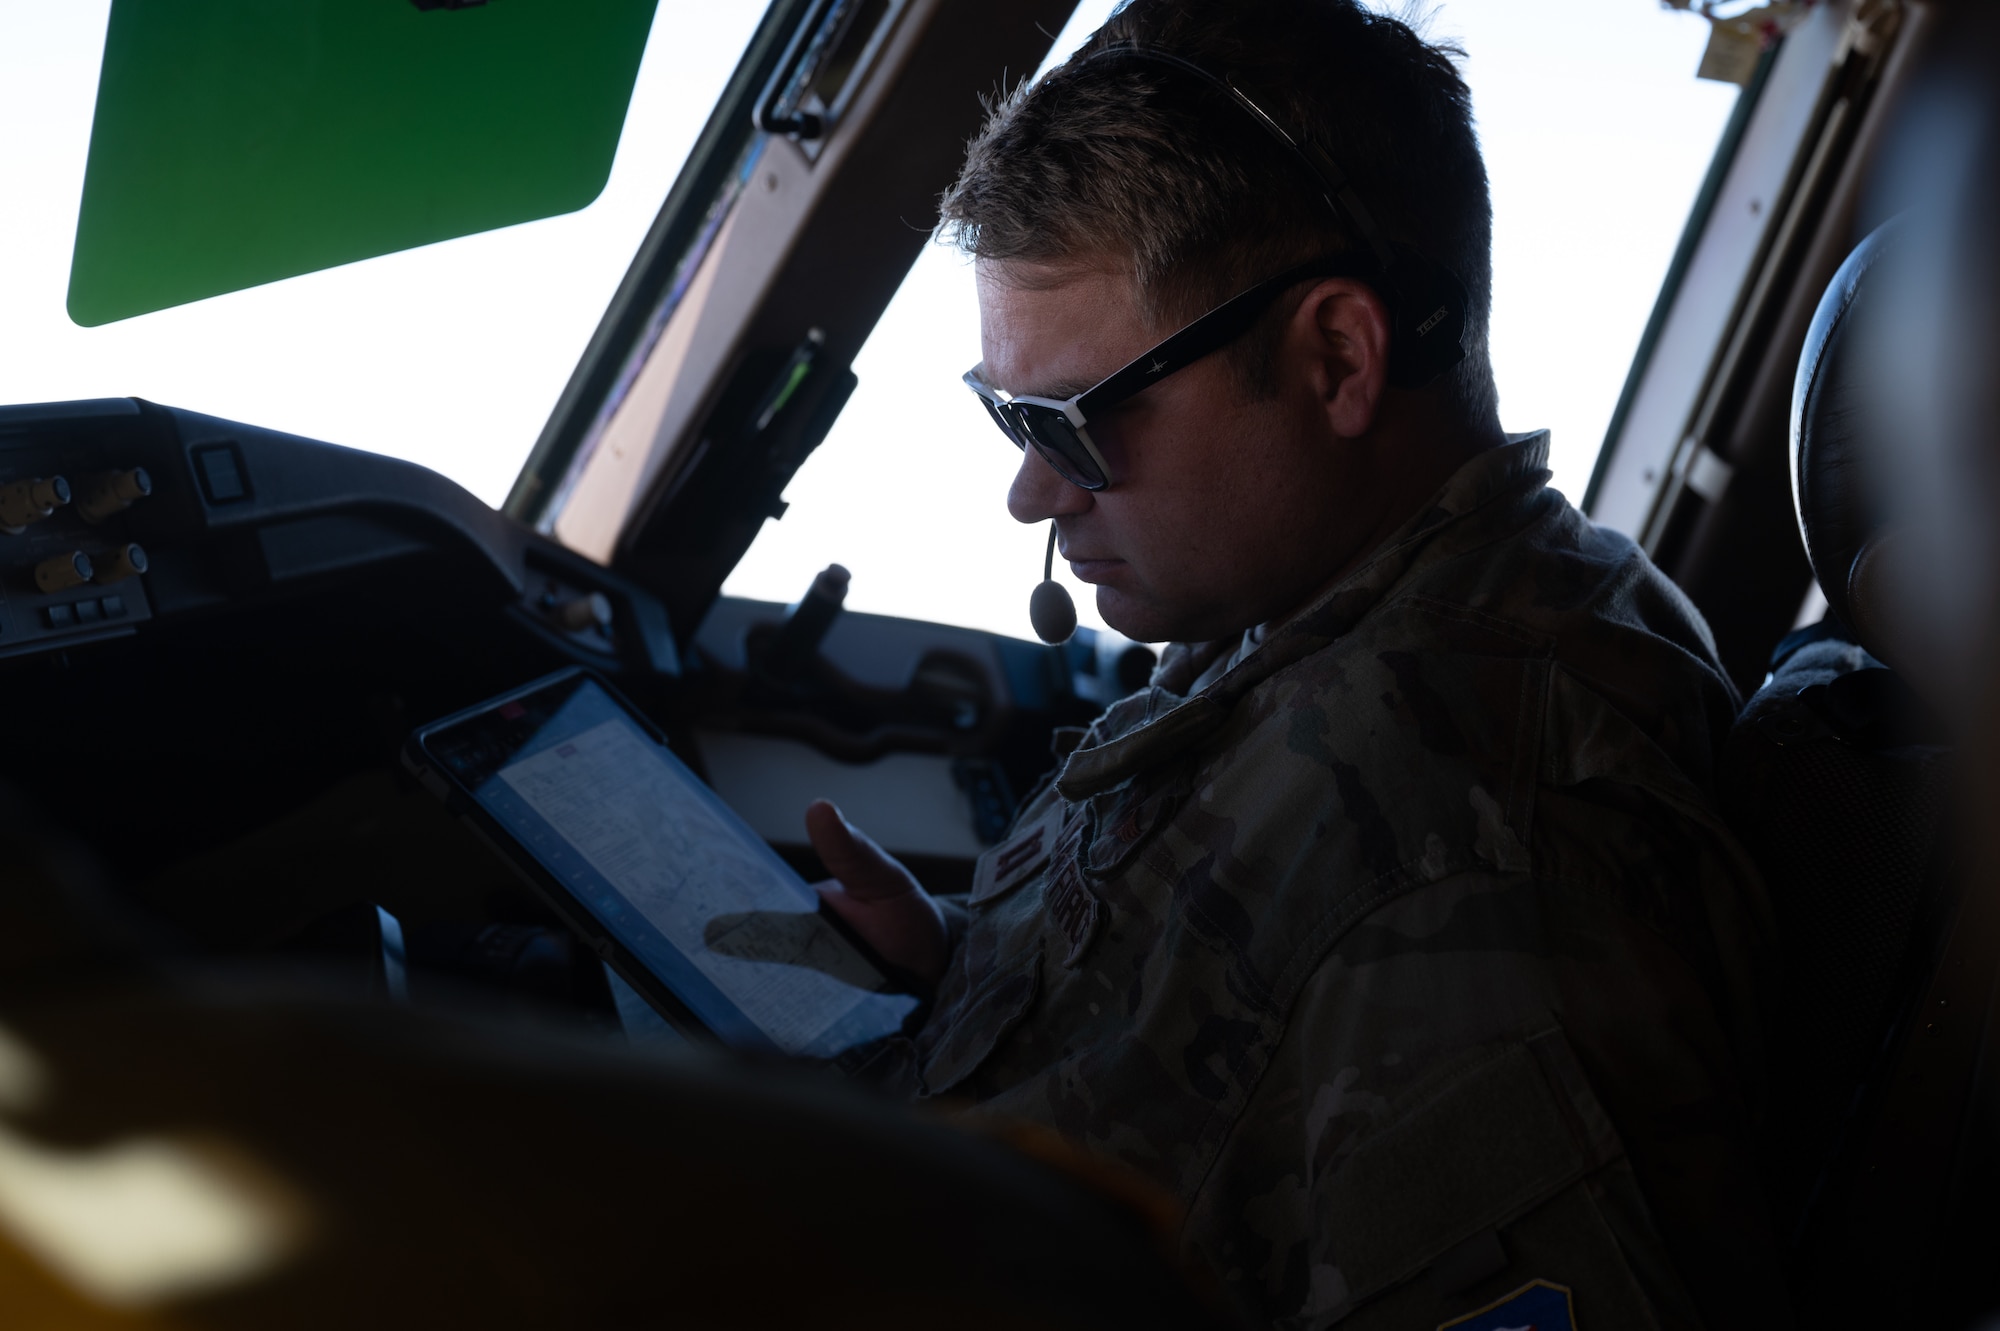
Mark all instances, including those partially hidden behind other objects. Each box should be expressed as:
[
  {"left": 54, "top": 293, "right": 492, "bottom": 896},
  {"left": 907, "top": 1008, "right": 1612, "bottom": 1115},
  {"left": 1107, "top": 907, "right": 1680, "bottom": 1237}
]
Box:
[{"left": 66, "top": 0, "right": 659, "bottom": 327}]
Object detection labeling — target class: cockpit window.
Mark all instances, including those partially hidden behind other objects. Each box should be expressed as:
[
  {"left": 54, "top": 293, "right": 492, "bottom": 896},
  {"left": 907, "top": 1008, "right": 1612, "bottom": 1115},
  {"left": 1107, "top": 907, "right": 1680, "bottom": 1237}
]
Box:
[
  {"left": 723, "top": 0, "right": 1745, "bottom": 639},
  {"left": 0, "top": 1, "right": 767, "bottom": 506}
]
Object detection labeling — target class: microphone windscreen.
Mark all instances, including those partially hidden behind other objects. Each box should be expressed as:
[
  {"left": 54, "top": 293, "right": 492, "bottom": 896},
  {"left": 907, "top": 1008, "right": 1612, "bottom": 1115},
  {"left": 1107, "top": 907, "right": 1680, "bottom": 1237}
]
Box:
[{"left": 1029, "top": 579, "right": 1078, "bottom": 645}]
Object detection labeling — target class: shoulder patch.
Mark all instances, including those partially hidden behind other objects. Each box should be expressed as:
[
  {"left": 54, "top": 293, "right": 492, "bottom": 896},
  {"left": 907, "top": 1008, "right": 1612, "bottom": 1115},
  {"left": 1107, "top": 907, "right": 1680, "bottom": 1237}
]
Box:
[{"left": 1437, "top": 1279, "right": 1575, "bottom": 1331}]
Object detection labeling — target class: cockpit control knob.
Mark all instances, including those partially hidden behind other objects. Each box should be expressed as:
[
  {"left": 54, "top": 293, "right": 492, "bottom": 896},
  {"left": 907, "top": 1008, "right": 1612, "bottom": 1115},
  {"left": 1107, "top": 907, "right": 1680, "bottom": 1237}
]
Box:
[
  {"left": 0, "top": 477, "right": 71, "bottom": 533},
  {"left": 552, "top": 592, "right": 613, "bottom": 633},
  {"left": 76, "top": 469, "right": 153, "bottom": 524},
  {"left": 94, "top": 544, "right": 148, "bottom": 584},
  {"left": 35, "top": 551, "right": 93, "bottom": 593}
]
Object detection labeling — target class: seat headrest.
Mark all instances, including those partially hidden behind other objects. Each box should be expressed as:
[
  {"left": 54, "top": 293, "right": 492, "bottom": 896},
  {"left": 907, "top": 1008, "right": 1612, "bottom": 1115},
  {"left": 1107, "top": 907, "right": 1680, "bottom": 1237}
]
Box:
[{"left": 1791, "top": 222, "right": 1899, "bottom": 633}]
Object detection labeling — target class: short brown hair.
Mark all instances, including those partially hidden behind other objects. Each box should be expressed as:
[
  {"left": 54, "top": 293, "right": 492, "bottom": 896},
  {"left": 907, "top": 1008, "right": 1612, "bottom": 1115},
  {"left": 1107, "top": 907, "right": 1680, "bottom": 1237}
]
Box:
[{"left": 939, "top": 0, "right": 1497, "bottom": 424}]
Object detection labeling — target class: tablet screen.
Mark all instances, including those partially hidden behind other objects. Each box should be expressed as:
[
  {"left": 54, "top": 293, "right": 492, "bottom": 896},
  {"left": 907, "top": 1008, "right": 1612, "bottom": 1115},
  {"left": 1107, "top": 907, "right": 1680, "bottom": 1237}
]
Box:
[{"left": 421, "top": 674, "right": 919, "bottom": 1057}]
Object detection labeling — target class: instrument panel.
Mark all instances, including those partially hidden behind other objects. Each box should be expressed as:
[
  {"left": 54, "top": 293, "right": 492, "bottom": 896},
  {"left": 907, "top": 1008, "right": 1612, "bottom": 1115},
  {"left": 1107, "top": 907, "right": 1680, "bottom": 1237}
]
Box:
[
  {"left": 0, "top": 400, "right": 162, "bottom": 657},
  {"left": 0, "top": 396, "right": 1124, "bottom": 945},
  {"left": 0, "top": 397, "right": 676, "bottom": 675}
]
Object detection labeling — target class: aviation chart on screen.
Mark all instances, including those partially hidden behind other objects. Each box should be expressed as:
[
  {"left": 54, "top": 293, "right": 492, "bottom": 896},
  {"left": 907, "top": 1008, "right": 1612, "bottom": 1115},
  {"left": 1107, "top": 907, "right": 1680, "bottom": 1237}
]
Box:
[{"left": 498, "top": 717, "right": 918, "bottom": 1057}]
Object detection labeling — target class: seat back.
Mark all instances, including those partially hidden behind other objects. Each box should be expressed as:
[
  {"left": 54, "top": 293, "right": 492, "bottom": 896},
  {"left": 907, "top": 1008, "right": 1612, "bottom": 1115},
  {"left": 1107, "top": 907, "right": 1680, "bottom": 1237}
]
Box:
[
  {"left": 1718, "top": 223, "right": 1963, "bottom": 1318},
  {"left": 1720, "top": 629, "right": 1949, "bottom": 1242}
]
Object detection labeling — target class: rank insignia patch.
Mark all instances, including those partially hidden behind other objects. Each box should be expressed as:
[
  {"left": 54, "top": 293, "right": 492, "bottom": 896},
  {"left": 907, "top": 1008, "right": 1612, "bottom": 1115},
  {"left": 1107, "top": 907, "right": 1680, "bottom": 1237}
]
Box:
[
  {"left": 1437, "top": 1278, "right": 1576, "bottom": 1331},
  {"left": 969, "top": 801, "right": 1063, "bottom": 904}
]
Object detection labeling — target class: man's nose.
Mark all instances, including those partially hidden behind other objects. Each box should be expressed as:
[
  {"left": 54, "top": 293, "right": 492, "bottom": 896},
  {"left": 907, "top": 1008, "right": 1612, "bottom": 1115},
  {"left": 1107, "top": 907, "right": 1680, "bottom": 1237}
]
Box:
[{"left": 1006, "top": 444, "right": 1093, "bottom": 524}]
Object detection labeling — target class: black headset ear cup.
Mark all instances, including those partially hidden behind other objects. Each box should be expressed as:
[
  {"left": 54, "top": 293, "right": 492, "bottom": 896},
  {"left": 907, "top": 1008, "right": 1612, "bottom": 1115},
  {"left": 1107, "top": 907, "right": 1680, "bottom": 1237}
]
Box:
[{"left": 1385, "top": 255, "right": 1469, "bottom": 390}]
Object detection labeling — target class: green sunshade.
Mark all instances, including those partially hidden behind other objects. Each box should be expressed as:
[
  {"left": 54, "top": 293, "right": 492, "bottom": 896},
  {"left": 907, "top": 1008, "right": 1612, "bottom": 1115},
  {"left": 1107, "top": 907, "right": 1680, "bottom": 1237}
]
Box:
[{"left": 67, "top": 0, "right": 661, "bottom": 327}]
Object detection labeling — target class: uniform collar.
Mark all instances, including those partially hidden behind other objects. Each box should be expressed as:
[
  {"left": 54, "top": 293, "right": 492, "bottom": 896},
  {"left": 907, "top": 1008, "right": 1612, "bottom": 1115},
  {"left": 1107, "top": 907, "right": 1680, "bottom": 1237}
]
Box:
[{"left": 1057, "top": 431, "right": 1552, "bottom": 800}]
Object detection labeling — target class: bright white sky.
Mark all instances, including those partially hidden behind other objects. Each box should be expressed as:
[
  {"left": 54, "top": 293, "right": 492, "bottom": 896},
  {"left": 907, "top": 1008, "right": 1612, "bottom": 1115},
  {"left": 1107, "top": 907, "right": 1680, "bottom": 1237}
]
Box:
[
  {"left": 0, "top": 0, "right": 1737, "bottom": 642},
  {"left": 0, "top": 0, "right": 771, "bottom": 505}
]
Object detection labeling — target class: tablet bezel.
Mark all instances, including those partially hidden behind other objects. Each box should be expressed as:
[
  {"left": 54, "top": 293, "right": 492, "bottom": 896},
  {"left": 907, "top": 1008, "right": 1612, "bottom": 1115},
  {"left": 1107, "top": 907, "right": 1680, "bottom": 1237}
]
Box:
[{"left": 403, "top": 667, "right": 902, "bottom": 1054}]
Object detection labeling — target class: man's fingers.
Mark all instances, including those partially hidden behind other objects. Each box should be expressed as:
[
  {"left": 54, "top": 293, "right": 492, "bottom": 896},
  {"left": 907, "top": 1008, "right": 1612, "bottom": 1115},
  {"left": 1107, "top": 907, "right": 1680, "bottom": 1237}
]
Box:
[
  {"left": 805, "top": 801, "right": 948, "bottom": 986},
  {"left": 804, "top": 799, "right": 917, "bottom": 902},
  {"left": 812, "top": 878, "right": 874, "bottom": 935}
]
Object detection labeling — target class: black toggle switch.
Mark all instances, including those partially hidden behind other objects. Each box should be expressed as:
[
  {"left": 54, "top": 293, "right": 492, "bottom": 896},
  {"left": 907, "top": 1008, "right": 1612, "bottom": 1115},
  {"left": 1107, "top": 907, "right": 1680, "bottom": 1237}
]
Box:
[{"left": 553, "top": 592, "right": 612, "bottom": 633}]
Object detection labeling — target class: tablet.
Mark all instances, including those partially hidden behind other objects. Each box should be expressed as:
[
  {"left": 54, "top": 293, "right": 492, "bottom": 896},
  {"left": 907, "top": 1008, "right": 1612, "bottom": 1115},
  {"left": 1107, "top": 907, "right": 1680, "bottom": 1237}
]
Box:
[{"left": 404, "top": 668, "right": 920, "bottom": 1059}]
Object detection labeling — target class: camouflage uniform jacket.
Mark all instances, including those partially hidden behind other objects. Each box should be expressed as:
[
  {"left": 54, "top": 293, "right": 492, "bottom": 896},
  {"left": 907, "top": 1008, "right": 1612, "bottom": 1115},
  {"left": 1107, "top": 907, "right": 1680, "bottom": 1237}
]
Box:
[{"left": 915, "top": 435, "right": 1788, "bottom": 1329}]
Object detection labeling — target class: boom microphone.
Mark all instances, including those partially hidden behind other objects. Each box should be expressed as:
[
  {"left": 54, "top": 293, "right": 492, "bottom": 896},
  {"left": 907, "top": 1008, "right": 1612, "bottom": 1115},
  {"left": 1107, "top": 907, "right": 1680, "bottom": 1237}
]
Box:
[{"left": 1029, "top": 522, "right": 1077, "bottom": 645}]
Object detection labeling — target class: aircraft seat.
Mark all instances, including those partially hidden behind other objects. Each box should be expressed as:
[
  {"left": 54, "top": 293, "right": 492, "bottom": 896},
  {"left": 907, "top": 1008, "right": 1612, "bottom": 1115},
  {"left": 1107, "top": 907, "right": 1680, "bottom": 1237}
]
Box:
[{"left": 1717, "top": 223, "right": 1954, "bottom": 1271}]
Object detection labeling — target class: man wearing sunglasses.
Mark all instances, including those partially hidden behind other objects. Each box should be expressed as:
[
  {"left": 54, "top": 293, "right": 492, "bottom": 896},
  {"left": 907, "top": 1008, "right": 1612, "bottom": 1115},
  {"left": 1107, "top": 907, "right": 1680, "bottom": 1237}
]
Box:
[{"left": 806, "top": 1, "right": 1787, "bottom": 1327}]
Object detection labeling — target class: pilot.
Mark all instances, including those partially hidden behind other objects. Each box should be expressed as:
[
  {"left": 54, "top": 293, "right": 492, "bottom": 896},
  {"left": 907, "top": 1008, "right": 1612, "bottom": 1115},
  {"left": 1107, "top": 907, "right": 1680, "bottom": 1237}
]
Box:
[{"left": 806, "top": 1, "right": 1787, "bottom": 1326}]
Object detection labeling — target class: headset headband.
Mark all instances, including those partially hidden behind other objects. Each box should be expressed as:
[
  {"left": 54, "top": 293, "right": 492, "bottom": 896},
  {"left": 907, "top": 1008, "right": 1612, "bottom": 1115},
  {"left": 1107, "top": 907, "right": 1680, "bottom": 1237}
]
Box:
[
  {"left": 1068, "top": 43, "right": 1470, "bottom": 388},
  {"left": 1078, "top": 45, "right": 1399, "bottom": 274}
]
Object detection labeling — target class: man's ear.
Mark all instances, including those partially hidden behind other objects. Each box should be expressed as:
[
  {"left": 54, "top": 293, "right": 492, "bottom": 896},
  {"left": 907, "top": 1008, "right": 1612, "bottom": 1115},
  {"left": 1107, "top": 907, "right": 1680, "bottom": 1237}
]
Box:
[{"left": 1293, "top": 277, "right": 1392, "bottom": 439}]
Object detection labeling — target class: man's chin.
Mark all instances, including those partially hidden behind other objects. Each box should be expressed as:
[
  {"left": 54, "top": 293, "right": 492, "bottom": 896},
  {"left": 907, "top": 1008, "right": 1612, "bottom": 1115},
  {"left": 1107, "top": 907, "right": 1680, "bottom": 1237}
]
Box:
[
  {"left": 1095, "top": 587, "right": 1185, "bottom": 646},
  {"left": 1095, "top": 586, "right": 1250, "bottom": 646}
]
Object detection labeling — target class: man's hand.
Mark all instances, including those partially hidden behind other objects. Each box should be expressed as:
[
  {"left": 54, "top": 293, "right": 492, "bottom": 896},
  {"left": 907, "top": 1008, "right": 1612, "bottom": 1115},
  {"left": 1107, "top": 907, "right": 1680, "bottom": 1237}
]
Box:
[{"left": 806, "top": 800, "right": 949, "bottom": 988}]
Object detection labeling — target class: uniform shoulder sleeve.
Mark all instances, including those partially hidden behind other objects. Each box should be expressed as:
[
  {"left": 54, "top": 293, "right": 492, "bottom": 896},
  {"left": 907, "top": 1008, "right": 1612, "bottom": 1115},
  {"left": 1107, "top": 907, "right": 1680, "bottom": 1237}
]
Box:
[{"left": 1183, "top": 869, "right": 1788, "bottom": 1331}]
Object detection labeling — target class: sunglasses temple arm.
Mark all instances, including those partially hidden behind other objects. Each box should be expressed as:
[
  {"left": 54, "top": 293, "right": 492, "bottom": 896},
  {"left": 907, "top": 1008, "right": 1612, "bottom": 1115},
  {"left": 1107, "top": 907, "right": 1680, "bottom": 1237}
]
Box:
[
  {"left": 1076, "top": 254, "right": 1373, "bottom": 414},
  {"left": 1078, "top": 296, "right": 1271, "bottom": 413}
]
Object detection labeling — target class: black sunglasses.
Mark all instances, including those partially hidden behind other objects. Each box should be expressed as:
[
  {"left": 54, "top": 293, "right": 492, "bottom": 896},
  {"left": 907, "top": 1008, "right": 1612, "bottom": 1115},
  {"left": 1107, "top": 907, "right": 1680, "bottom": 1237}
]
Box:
[{"left": 964, "top": 251, "right": 1378, "bottom": 490}]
